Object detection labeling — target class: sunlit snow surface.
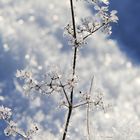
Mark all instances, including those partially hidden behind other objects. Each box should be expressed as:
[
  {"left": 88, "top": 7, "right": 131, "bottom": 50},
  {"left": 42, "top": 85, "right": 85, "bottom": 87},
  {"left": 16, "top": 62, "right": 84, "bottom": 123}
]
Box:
[{"left": 0, "top": 0, "right": 140, "bottom": 140}]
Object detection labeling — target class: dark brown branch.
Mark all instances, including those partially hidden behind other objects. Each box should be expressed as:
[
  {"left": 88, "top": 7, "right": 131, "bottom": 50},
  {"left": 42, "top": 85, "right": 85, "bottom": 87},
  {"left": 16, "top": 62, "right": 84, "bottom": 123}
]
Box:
[
  {"left": 70, "top": 0, "right": 77, "bottom": 39},
  {"left": 62, "top": 105, "right": 72, "bottom": 140},
  {"left": 62, "top": 0, "right": 78, "bottom": 139}
]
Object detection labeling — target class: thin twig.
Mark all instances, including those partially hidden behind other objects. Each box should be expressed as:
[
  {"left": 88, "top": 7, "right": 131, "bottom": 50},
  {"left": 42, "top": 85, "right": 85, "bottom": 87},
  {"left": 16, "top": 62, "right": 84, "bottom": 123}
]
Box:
[
  {"left": 89, "top": 76, "right": 94, "bottom": 95},
  {"left": 62, "top": 105, "right": 72, "bottom": 140},
  {"left": 83, "top": 23, "right": 106, "bottom": 40},
  {"left": 86, "top": 103, "right": 90, "bottom": 140},
  {"left": 73, "top": 101, "right": 93, "bottom": 108},
  {"left": 59, "top": 80, "right": 71, "bottom": 106},
  {"left": 86, "top": 77, "right": 94, "bottom": 140}
]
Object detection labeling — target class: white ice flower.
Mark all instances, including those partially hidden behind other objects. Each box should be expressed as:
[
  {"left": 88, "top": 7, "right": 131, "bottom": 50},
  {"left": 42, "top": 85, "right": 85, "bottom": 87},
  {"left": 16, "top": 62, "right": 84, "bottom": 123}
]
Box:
[
  {"left": 101, "top": 0, "right": 109, "bottom": 5},
  {"left": 4, "top": 121, "right": 17, "bottom": 137},
  {"left": 16, "top": 70, "right": 32, "bottom": 79},
  {"left": 0, "top": 106, "right": 12, "bottom": 120},
  {"left": 26, "top": 125, "right": 38, "bottom": 139},
  {"left": 110, "top": 10, "right": 119, "bottom": 23}
]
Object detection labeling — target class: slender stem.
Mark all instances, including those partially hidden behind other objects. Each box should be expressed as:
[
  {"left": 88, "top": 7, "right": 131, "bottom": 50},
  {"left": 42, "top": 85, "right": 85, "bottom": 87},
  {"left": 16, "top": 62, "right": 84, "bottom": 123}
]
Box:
[
  {"left": 86, "top": 103, "right": 90, "bottom": 140},
  {"left": 72, "top": 47, "right": 78, "bottom": 76},
  {"left": 70, "top": 0, "right": 77, "bottom": 76},
  {"left": 70, "top": 0, "right": 78, "bottom": 106},
  {"left": 60, "top": 80, "right": 71, "bottom": 106},
  {"left": 86, "top": 76, "right": 94, "bottom": 140},
  {"left": 89, "top": 76, "right": 94, "bottom": 94},
  {"left": 62, "top": 106, "right": 72, "bottom": 140},
  {"left": 62, "top": 0, "right": 78, "bottom": 139},
  {"left": 70, "top": 0, "right": 77, "bottom": 39},
  {"left": 73, "top": 101, "right": 93, "bottom": 108}
]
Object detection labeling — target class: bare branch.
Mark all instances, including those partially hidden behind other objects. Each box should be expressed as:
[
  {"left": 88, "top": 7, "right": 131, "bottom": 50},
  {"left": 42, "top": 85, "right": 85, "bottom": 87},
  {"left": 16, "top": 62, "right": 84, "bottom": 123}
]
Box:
[{"left": 62, "top": 0, "right": 78, "bottom": 139}]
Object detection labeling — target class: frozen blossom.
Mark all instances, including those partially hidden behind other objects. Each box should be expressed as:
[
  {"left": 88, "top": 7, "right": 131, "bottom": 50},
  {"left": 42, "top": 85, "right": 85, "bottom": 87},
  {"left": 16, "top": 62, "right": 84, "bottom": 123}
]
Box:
[
  {"left": 90, "top": 0, "right": 109, "bottom": 5},
  {"left": 0, "top": 105, "right": 38, "bottom": 139},
  {"left": 76, "top": 88, "right": 109, "bottom": 112},
  {"left": 0, "top": 106, "right": 12, "bottom": 120},
  {"left": 16, "top": 70, "right": 39, "bottom": 95},
  {"left": 16, "top": 69, "right": 63, "bottom": 96},
  {"left": 101, "top": 0, "right": 109, "bottom": 5},
  {"left": 16, "top": 70, "right": 33, "bottom": 80},
  {"left": 4, "top": 121, "right": 18, "bottom": 137},
  {"left": 67, "top": 75, "right": 79, "bottom": 89},
  {"left": 26, "top": 125, "right": 39, "bottom": 139},
  {"left": 110, "top": 10, "right": 119, "bottom": 23},
  {"left": 4, "top": 120, "right": 38, "bottom": 139}
]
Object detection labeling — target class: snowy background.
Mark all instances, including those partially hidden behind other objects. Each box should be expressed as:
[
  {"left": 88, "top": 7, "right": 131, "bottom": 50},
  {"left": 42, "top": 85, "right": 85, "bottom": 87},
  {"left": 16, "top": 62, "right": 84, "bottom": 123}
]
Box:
[{"left": 0, "top": 0, "right": 140, "bottom": 139}]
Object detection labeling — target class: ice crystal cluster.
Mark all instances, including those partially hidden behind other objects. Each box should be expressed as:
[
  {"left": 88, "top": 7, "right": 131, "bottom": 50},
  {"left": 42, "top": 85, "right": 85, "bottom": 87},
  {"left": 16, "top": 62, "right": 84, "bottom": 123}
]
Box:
[
  {"left": 0, "top": 106, "right": 12, "bottom": 120},
  {"left": 64, "top": 0, "right": 118, "bottom": 46},
  {"left": 0, "top": 105, "right": 38, "bottom": 139}
]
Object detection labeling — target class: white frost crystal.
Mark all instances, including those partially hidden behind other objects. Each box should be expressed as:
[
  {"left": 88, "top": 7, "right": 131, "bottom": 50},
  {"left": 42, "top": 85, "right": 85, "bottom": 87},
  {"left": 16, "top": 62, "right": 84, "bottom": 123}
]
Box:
[
  {"left": 4, "top": 121, "right": 17, "bottom": 136},
  {"left": 0, "top": 106, "right": 12, "bottom": 120}
]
